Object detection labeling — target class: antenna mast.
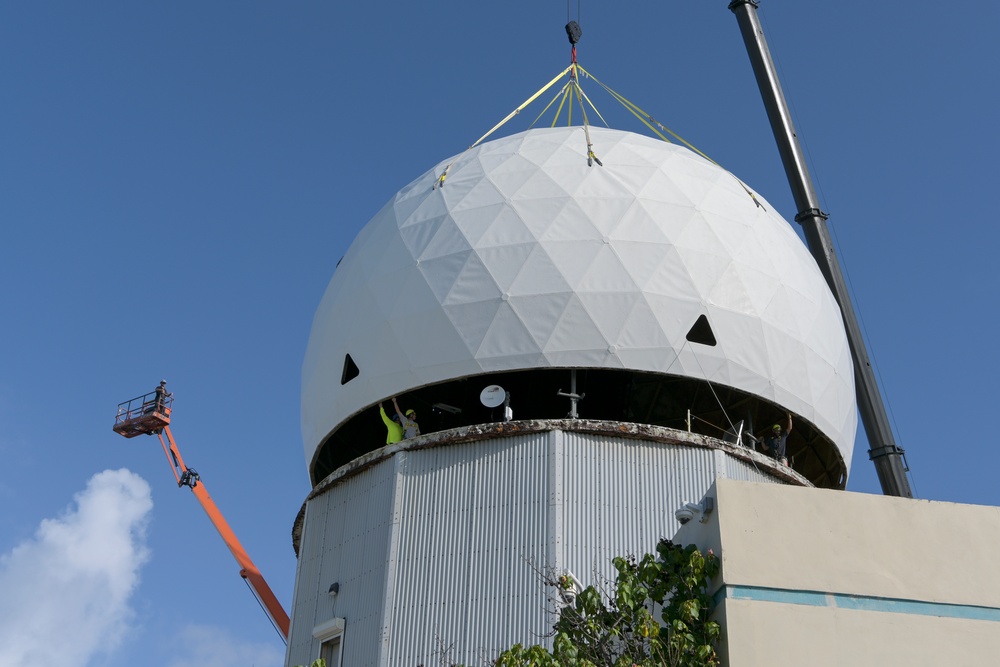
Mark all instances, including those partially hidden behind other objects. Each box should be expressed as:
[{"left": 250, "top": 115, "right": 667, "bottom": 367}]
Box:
[{"left": 727, "top": 1, "right": 912, "bottom": 497}]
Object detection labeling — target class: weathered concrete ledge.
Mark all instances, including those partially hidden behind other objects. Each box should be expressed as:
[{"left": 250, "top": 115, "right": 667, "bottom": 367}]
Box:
[{"left": 291, "top": 419, "right": 809, "bottom": 555}]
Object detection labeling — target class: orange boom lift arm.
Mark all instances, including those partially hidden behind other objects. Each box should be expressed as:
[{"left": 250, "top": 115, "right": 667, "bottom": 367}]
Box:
[{"left": 113, "top": 385, "right": 291, "bottom": 640}]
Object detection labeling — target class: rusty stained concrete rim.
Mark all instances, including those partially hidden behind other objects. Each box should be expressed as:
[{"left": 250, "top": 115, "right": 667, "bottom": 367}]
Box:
[{"left": 290, "top": 419, "right": 809, "bottom": 556}]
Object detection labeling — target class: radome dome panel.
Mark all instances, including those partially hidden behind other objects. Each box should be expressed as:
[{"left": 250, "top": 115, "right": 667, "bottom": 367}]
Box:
[{"left": 303, "top": 127, "right": 856, "bottom": 471}]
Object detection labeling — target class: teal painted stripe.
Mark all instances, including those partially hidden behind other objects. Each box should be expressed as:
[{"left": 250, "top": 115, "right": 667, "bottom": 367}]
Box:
[{"left": 715, "top": 585, "right": 1000, "bottom": 623}]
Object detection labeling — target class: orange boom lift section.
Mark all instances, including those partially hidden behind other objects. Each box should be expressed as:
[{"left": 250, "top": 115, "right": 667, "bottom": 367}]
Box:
[{"left": 113, "top": 384, "right": 291, "bottom": 640}]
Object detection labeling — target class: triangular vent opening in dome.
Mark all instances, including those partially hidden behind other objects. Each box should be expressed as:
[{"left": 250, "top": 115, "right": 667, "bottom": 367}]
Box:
[
  {"left": 341, "top": 354, "right": 360, "bottom": 385},
  {"left": 686, "top": 314, "right": 717, "bottom": 347}
]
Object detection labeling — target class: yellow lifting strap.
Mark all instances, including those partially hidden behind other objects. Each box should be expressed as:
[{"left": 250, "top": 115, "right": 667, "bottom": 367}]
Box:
[
  {"left": 548, "top": 85, "right": 573, "bottom": 127},
  {"left": 525, "top": 81, "right": 573, "bottom": 129},
  {"left": 432, "top": 60, "right": 763, "bottom": 209},
  {"left": 577, "top": 65, "right": 764, "bottom": 209},
  {"left": 434, "top": 66, "right": 573, "bottom": 189},
  {"left": 571, "top": 72, "right": 603, "bottom": 167}
]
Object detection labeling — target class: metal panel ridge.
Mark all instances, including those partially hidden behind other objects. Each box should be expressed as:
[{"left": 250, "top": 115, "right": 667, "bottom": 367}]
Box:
[
  {"left": 287, "top": 459, "right": 396, "bottom": 667},
  {"left": 560, "top": 431, "right": 721, "bottom": 592},
  {"left": 386, "top": 433, "right": 551, "bottom": 667}
]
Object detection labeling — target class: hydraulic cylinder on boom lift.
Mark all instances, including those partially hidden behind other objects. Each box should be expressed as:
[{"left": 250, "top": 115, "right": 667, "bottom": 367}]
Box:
[{"left": 113, "top": 384, "right": 291, "bottom": 640}]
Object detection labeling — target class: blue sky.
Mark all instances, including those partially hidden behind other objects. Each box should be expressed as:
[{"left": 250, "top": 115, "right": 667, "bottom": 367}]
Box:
[{"left": 1, "top": 2, "right": 997, "bottom": 666}]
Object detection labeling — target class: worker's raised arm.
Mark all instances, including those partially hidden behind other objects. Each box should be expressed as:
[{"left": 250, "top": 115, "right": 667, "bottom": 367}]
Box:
[
  {"left": 391, "top": 397, "right": 406, "bottom": 424},
  {"left": 786, "top": 412, "right": 793, "bottom": 434},
  {"left": 379, "top": 402, "right": 394, "bottom": 428}
]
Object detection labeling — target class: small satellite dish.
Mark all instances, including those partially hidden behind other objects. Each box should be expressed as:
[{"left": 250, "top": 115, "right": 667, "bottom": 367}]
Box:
[{"left": 480, "top": 384, "right": 506, "bottom": 409}]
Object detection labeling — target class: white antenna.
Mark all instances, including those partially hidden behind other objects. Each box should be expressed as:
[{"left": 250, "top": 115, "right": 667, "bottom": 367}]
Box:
[
  {"left": 480, "top": 384, "right": 512, "bottom": 421},
  {"left": 480, "top": 385, "right": 506, "bottom": 408}
]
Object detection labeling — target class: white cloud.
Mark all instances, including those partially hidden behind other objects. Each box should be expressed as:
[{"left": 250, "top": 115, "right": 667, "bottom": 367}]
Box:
[
  {"left": 0, "top": 468, "right": 152, "bottom": 667},
  {"left": 164, "top": 624, "right": 285, "bottom": 667}
]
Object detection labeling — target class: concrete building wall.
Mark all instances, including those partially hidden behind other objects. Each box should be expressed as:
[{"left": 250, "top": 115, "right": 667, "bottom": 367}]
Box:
[
  {"left": 721, "top": 598, "right": 1000, "bottom": 667},
  {"left": 674, "top": 479, "right": 1000, "bottom": 666},
  {"left": 286, "top": 428, "right": 789, "bottom": 667}
]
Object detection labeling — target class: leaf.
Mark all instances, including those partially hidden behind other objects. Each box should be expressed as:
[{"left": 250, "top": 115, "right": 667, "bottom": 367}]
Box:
[{"left": 494, "top": 543, "right": 721, "bottom": 666}]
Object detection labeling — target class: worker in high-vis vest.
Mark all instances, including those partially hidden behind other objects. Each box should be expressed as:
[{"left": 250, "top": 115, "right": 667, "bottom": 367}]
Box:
[{"left": 379, "top": 401, "right": 404, "bottom": 444}]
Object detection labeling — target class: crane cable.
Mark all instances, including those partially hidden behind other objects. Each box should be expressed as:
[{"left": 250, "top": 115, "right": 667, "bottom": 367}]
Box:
[
  {"left": 567, "top": 0, "right": 581, "bottom": 30},
  {"left": 243, "top": 576, "right": 287, "bottom": 644}
]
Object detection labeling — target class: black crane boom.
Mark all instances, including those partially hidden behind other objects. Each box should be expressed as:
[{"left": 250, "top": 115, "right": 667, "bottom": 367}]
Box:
[{"left": 728, "top": 0, "right": 913, "bottom": 497}]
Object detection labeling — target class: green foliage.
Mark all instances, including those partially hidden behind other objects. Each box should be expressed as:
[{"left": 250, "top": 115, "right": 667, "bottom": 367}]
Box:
[
  {"left": 291, "top": 659, "right": 326, "bottom": 667},
  {"left": 496, "top": 541, "right": 721, "bottom": 667}
]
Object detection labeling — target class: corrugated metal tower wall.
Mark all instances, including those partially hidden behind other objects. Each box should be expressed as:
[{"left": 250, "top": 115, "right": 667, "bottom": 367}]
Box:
[{"left": 286, "top": 427, "right": 784, "bottom": 667}]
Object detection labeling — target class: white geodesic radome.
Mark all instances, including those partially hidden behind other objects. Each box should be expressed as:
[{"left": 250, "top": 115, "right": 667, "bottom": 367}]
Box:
[{"left": 302, "top": 126, "right": 856, "bottom": 471}]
